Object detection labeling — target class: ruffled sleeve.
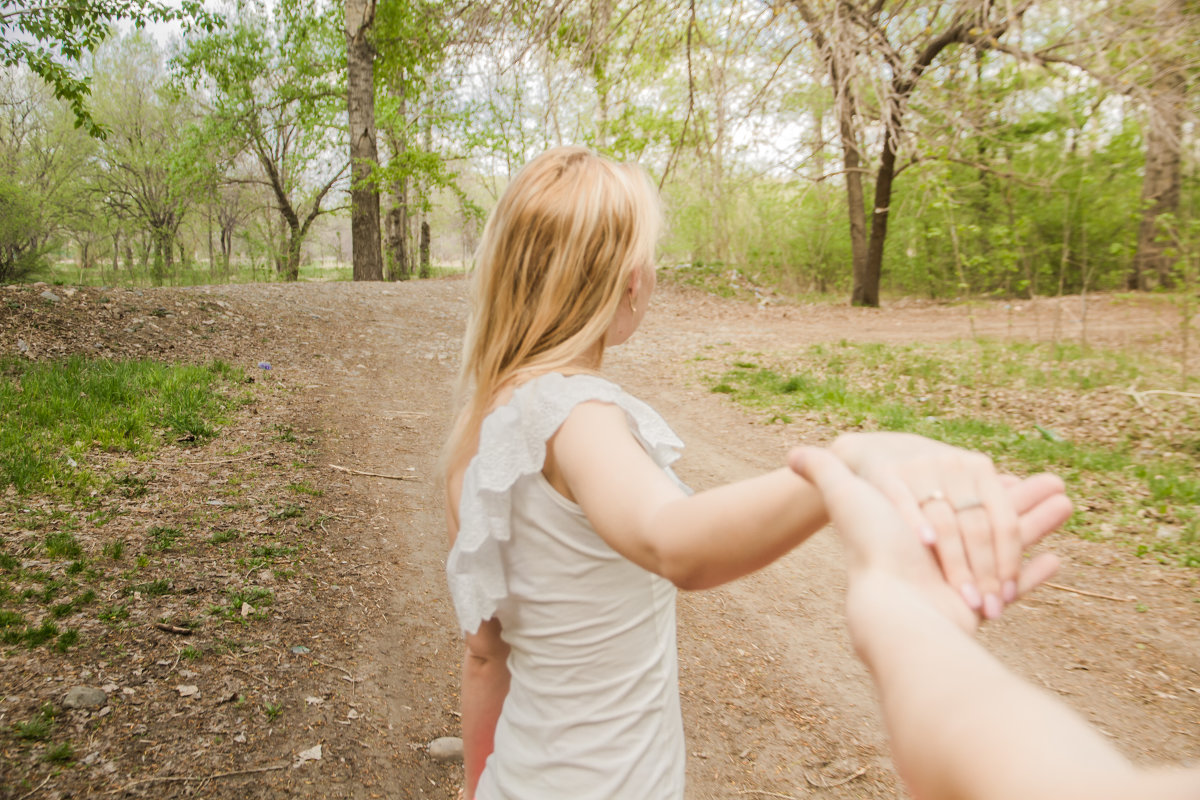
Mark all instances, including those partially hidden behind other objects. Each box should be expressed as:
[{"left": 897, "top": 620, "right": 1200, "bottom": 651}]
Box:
[{"left": 446, "top": 372, "right": 685, "bottom": 635}]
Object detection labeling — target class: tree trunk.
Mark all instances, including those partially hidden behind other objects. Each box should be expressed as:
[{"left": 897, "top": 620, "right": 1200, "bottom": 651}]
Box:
[
  {"left": 860, "top": 96, "right": 906, "bottom": 309},
  {"left": 346, "top": 0, "right": 383, "bottom": 281},
  {"left": 839, "top": 103, "right": 870, "bottom": 307},
  {"left": 419, "top": 113, "right": 432, "bottom": 279},
  {"left": 284, "top": 226, "right": 303, "bottom": 282},
  {"left": 384, "top": 73, "right": 410, "bottom": 281},
  {"left": 207, "top": 206, "right": 216, "bottom": 276},
  {"left": 1131, "top": 0, "right": 1186, "bottom": 291}
]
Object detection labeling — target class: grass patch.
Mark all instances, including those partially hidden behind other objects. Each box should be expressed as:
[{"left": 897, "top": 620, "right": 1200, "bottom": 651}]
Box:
[
  {"left": 12, "top": 705, "right": 55, "bottom": 741},
  {"left": 708, "top": 339, "right": 1200, "bottom": 566},
  {"left": 0, "top": 356, "right": 244, "bottom": 498},
  {"left": 146, "top": 525, "right": 181, "bottom": 552},
  {"left": 211, "top": 586, "right": 274, "bottom": 622}
]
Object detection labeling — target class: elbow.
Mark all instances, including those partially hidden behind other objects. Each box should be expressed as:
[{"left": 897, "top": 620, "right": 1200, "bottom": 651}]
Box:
[{"left": 655, "top": 546, "right": 715, "bottom": 592}]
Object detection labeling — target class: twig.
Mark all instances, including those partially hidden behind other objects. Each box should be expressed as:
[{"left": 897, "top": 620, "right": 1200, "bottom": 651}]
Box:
[
  {"left": 17, "top": 773, "right": 52, "bottom": 800},
  {"left": 1125, "top": 385, "right": 1200, "bottom": 409},
  {"left": 228, "top": 665, "right": 275, "bottom": 688},
  {"left": 735, "top": 791, "right": 801, "bottom": 799},
  {"left": 153, "top": 622, "right": 193, "bottom": 635},
  {"left": 1045, "top": 582, "right": 1133, "bottom": 603},
  {"left": 115, "top": 763, "right": 287, "bottom": 791},
  {"left": 328, "top": 464, "right": 418, "bottom": 481},
  {"left": 804, "top": 766, "right": 867, "bottom": 788},
  {"left": 312, "top": 658, "right": 358, "bottom": 680},
  {"left": 1133, "top": 389, "right": 1200, "bottom": 401}
]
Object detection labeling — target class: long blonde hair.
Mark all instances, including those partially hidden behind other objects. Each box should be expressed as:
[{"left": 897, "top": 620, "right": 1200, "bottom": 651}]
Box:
[{"left": 445, "top": 146, "right": 663, "bottom": 476}]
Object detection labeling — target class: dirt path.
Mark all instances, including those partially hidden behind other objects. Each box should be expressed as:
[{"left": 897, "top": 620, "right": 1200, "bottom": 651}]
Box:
[
  {"left": 5, "top": 279, "right": 1194, "bottom": 799},
  {"left": 285, "top": 279, "right": 1198, "bottom": 799}
]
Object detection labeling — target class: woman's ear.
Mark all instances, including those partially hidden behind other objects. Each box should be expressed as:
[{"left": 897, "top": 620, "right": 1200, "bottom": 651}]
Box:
[{"left": 627, "top": 267, "right": 643, "bottom": 298}]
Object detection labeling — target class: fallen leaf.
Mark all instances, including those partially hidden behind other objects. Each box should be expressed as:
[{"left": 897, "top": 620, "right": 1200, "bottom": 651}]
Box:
[{"left": 294, "top": 744, "right": 322, "bottom": 767}]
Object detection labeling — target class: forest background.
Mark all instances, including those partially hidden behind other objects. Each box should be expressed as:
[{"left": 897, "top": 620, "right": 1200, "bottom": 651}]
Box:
[{"left": 2, "top": 0, "right": 1198, "bottom": 308}]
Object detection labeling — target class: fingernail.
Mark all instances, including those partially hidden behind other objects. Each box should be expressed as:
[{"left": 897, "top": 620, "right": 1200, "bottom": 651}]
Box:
[
  {"left": 1002, "top": 580, "right": 1017, "bottom": 604},
  {"left": 960, "top": 582, "right": 982, "bottom": 609},
  {"left": 984, "top": 593, "right": 1004, "bottom": 620},
  {"left": 918, "top": 524, "right": 937, "bottom": 545}
]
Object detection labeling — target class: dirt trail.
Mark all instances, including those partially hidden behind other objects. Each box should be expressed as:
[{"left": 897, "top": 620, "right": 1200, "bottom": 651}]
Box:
[{"left": 82, "top": 279, "right": 1197, "bottom": 799}]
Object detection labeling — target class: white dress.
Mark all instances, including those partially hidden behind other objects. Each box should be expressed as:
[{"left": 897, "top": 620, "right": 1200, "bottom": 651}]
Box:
[{"left": 447, "top": 372, "right": 689, "bottom": 800}]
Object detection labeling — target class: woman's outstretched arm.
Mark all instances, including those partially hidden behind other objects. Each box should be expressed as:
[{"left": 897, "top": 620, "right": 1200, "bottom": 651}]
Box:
[{"left": 790, "top": 446, "right": 1200, "bottom": 800}]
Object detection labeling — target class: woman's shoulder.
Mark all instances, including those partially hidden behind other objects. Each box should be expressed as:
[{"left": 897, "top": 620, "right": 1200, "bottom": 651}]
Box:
[{"left": 486, "top": 372, "right": 679, "bottom": 455}]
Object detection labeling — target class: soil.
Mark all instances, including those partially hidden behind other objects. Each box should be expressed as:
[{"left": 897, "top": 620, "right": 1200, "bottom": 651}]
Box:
[{"left": 0, "top": 279, "right": 1197, "bottom": 799}]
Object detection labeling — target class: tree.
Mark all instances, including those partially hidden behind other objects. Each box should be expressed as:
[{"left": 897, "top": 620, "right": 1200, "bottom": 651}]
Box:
[
  {"left": 90, "top": 35, "right": 199, "bottom": 284},
  {"left": 0, "top": 0, "right": 215, "bottom": 136},
  {"left": 788, "top": 0, "right": 1046, "bottom": 306},
  {"left": 1128, "top": 0, "right": 1192, "bottom": 289},
  {"left": 346, "top": 0, "right": 383, "bottom": 281},
  {"left": 177, "top": 4, "right": 348, "bottom": 281}
]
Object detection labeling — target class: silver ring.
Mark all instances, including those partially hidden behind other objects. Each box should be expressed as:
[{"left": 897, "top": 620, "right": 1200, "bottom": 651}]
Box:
[
  {"left": 952, "top": 497, "right": 985, "bottom": 513},
  {"left": 917, "top": 489, "right": 946, "bottom": 506}
]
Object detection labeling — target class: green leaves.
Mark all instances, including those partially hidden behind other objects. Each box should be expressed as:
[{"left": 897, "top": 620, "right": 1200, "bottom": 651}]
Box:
[{"left": 1, "top": 0, "right": 220, "bottom": 137}]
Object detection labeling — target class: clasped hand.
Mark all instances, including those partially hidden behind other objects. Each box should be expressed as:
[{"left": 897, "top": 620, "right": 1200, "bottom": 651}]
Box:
[{"left": 827, "top": 433, "right": 1071, "bottom": 621}]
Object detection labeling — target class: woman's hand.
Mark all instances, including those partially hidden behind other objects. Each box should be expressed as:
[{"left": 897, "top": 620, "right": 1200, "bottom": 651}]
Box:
[
  {"left": 790, "top": 444, "right": 1070, "bottom": 630},
  {"left": 829, "top": 432, "right": 1066, "bottom": 619}
]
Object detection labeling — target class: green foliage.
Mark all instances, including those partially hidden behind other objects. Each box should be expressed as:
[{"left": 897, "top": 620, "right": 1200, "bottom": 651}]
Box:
[
  {"left": 0, "top": 179, "right": 49, "bottom": 282},
  {"left": 0, "top": 0, "right": 216, "bottom": 136},
  {"left": 12, "top": 705, "right": 55, "bottom": 741},
  {"left": 0, "top": 356, "right": 243, "bottom": 497},
  {"left": 42, "top": 741, "right": 74, "bottom": 762}
]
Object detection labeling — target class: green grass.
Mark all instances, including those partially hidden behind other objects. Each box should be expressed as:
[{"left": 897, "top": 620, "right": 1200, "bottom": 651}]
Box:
[
  {"left": 12, "top": 705, "right": 55, "bottom": 741},
  {"left": 42, "top": 741, "right": 74, "bottom": 763},
  {"left": 0, "top": 356, "right": 245, "bottom": 498},
  {"left": 211, "top": 586, "right": 274, "bottom": 622},
  {"left": 708, "top": 339, "right": 1200, "bottom": 566}
]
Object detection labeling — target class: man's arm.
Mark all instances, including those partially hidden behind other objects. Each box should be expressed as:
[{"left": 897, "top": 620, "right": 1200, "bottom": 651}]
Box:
[{"left": 791, "top": 446, "right": 1200, "bottom": 800}]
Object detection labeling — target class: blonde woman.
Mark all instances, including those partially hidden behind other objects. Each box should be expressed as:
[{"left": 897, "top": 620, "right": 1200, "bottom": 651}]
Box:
[{"left": 443, "top": 146, "right": 1064, "bottom": 799}]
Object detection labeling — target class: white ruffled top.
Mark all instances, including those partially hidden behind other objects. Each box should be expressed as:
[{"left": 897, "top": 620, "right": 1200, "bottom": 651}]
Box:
[
  {"left": 447, "top": 372, "right": 689, "bottom": 800},
  {"left": 447, "top": 371, "right": 685, "bottom": 635}
]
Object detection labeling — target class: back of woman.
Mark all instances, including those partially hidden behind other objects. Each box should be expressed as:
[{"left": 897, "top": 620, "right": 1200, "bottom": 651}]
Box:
[{"left": 464, "top": 377, "right": 684, "bottom": 797}]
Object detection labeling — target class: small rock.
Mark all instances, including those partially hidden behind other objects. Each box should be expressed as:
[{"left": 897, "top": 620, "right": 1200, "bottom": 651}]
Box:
[
  {"left": 428, "top": 737, "right": 463, "bottom": 763},
  {"left": 16, "top": 338, "right": 28, "bottom": 354},
  {"left": 346, "top": 708, "right": 360, "bottom": 719},
  {"left": 258, "top": 570, "right": 275, "bottom": 584},
  {"left": 290, "top": 645, "right": 310, "bottom": 654},
  {"left": 63, "top": 686, "right": 107, "bottom": 709},
  {"left": 40, "top": 290, "right": 60, "bottom": 303},
  {"left": 305, "top": 696, "right": 324, "bottom": 706},
  {"left": 234, "top": 732, "right": 247, "bottom": 743},
  {"left": 176, "top": 685, "right": 199, "bottom": 698},
  {"left": 240, "top": 602, "right": 253, "bottom": 618}
]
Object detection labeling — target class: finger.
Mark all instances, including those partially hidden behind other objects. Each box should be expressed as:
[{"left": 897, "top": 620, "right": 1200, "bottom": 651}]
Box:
[
  {"left": 974, "top": 468, "right": 1021, "bottom": 607},
  {"left": 875, "top": 471, "right": 937, "bottom": 546},
  {"left": 1018, "top": 493, "right": 1074, "bottom": 549},
  {"left": 1006, "top": 473, "right": 1067, "bottom": 516},
  {"left": 921, "top": 465, "right": 980, "bottom": 612},
  {"left": 1015, "top": 552, "right": 1061, "bottom": 597}
]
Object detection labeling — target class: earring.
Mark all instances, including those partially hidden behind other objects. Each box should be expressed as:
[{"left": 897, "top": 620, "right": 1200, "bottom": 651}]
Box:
[{"left": 628, "top": 292, "right": 637, "bottom": 315}]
